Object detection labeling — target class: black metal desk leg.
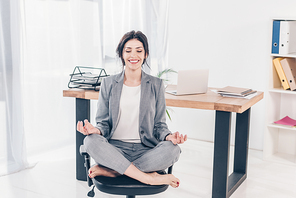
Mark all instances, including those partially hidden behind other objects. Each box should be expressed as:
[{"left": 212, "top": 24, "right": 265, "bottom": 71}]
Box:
[
  {"left": 212, "top": 111, "right": 232, "bottom": 198},
  {"left": 226, "top": 108, "right": 251, "bottom": 197},
  {"left": 76, "top": 98, "right": 90, "bottom": 181},
  {"left": 233, "top": 108, "right": 251, "bottom": 174}
]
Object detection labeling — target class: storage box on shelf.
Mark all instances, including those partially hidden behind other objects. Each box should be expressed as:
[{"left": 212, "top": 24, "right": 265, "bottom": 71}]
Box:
[{"left": 264, "top": 19, "right": 296, "bottom": 165}]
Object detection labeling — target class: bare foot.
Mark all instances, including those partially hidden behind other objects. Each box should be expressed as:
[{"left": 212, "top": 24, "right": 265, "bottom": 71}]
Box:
[
  {"left": 89, "top": 165, "right": 120, "bottom": 178},
  {"left": 147, "top": 172, "right": 180, "bottom": 188}
]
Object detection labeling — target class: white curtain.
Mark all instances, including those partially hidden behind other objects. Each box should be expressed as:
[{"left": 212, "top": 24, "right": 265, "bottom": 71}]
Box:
[
  {"left": 100, "top": 0, "right": 170, "bottom": 75},
  {"left": 0, "top": 0, "right": 29, "bottom": 176},
  {"left": 22, "top": 0, "right": 98, "bottom": 161},
  {"left": 0, "top": 0, "right": 169, "bottom": 175}
]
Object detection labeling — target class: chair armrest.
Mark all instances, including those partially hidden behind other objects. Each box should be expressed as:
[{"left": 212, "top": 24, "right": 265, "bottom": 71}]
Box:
[
  {"left": 79, "top": 145, "right": 93, "bottom": 187},
  {"left": 80, "top": 145, "right": 89, "bottom": 156},
  {"left": 168, "top": 165, "right": 173, "bottom": 174}
]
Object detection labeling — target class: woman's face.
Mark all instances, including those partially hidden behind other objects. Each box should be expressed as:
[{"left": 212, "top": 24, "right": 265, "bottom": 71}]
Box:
[{"left": 122, "top": 39, "right": 147, "bottom": 72}]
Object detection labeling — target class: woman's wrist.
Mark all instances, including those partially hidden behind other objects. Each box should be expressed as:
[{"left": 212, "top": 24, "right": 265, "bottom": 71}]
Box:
[
  {"left": 165, "top": 133, "right": 171, "bottom": 141},
  {"left": 96, "top": 128, "right": 101, "bottom": 135}
]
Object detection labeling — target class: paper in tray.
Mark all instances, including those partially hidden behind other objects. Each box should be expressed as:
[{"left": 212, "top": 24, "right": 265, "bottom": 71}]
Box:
[{"left": 68, "top": 66, "right": 109, "bottom": 91}]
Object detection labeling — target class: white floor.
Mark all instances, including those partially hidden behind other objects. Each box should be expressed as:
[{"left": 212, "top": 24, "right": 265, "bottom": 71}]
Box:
[{"left": 1, "top": 139, "right": 296, "bottom": 198}]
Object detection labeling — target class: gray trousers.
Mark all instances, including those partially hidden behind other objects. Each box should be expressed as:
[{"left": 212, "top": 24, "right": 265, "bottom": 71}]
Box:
[{"left": 83, "top": 134, "right": 181, "bottom": 175}]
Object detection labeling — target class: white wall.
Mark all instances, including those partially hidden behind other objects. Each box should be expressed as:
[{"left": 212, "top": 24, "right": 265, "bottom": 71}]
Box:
[{"left": 166, "top": 0, "right": 296, "bottom": 150}]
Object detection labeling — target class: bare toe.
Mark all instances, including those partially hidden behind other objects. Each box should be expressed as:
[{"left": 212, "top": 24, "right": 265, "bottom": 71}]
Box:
[
  {"left": 88, "top": 165, "right": 100, "bottom": 178},
  {"left": 147, "top": 172, "right": 180, "bottom": 187},
  {"left": 170, "top": 178, "right": 180, "bottom": 188},
  {"left": 88, "top": 165, "right": 119, "bottom": 178},
  {"left": 168, "top": 174, "right": 180, "bottom": 188}
]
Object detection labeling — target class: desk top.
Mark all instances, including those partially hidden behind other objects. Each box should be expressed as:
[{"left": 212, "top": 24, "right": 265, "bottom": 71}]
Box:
[{"left": 63, "top": 85, "right": 264, "bottom": 113}]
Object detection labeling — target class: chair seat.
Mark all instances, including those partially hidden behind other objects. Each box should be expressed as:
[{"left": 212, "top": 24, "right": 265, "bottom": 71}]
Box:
[{"left": 93, "top": 170, "right": 169, "bottom": 196}]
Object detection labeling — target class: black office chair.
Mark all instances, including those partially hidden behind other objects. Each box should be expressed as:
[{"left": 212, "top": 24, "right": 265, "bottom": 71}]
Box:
[{"left": 80, "top": 145, "right": 173, "bottom": 198}]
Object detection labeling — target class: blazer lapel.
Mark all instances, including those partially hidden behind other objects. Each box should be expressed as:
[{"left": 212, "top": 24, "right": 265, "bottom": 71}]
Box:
[
  {"left": 111, "top": 71, "right": 124, "bottom": 130},
  {"left": 139, "top": 71, "right": 151, "bottom": 126}
]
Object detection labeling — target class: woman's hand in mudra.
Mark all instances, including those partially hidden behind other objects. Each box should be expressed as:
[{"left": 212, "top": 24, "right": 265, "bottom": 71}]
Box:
[
  {"left": 166, "top": 132, "right": 187, "bottom": 145},
  {"left": 77, "top": 119, "right": 101, "bottom": 136}
]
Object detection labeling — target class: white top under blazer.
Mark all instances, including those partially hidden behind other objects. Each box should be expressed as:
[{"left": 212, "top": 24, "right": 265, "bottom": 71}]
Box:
[{"left": 111, "top": 84, "right": 141, "bottom": 143}]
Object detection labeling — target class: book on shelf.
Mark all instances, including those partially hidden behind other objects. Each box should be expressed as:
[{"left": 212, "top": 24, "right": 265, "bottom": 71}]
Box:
[
  {"left": 216, "top": 86, "right": 257, "bottom": 99},
  {"left": 273, "top": 116, "right": 296, "bottom": 128},
  {"left": 280, "top": 58, "right": 296, "bottom": 91},
  {"left": 273, "top": 58, "right": 290, "bottom": 90}
]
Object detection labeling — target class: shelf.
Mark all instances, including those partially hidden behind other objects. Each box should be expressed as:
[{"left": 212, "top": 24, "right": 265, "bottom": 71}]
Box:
[
  {"left": 273, "top": 18, "right": 296, "bottom": 21},
  {"left": 271, "top": 53, "right": 296, "bottom": 58},
  {"left": 264, "top": 19, "right": 296, "bottom": 166},
  {"left": 268, "top": 88, "right": 296, "bottom": 95},
  {"left": 267, "top": 124, "right": 296, "bottom": 131}
]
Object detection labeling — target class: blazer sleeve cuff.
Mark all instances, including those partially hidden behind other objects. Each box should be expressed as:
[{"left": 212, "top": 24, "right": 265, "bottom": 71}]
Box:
[
  {"left": 95, "top": 126, "right": 104, "bottom": 136},
  {"left": 164, "top": 133, "right": 171, "bottom": 141},
  {"left": 161, "top": 132, "right": 171, "bottom": 141}
]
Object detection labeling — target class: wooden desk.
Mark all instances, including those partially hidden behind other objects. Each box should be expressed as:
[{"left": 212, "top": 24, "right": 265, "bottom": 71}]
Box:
[{"left": 63, "top": 86, "right": 264, "bottom": 198}]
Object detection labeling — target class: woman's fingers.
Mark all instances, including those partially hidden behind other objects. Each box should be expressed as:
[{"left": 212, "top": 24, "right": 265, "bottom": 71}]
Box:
[
  {"left": 83, "top": 119, "right": 100, "bottom": 135},
  {"left": 172, "top": 139, "right": 177, "bottom": 145},
  {"left": 179, "top": 134, "right": 184, "bottom": 144},
  {"left": 77, "top": 120, "right": 99, "bottom": 136},
  {"left": 175, "top": 132, "right": 181, "bottom": 144},
  {"left": 77, "top": 121, "right": 83, "bottom": 132},
  {"left": 84, "top": 119, "right": 93, "bottom": 130},
  {"left": 84, "top": 120, "right": 94, "bottom": 135},
  {"left": 172, "top": 132, "right": 179, "bottom": 144},
  {"left": 84, "top": 126, "right": 89, "bottom": 135},
  {"left": 179, "top": 134, "right": 187, "bottom": 144},
  {"left": 84, "top": 120, "right": 95, "bottom": 133},
  {"left": 76, "top": 121, "right": 80, "bottom": 131},
  {"left": 172, "top": 132, "right": 188, "bottom": 144},
  {"left": 77, "top": 121, "right": 88, "bottom": 135}
]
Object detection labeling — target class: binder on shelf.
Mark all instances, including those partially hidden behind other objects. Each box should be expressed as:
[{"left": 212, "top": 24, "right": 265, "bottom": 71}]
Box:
[
  {"left": 279, "top": 21, "right": 296, "bottom": 54},
  {"left": 271, "top": 20, "right": 296, "bottom": 55},
  {"left": 273, "top": 58, "right": 290, "bottom": 90},
  {"left": 271, "top": 20, "right": 280, "bottom": 54},
  {"left": 280, "top": 58, "right": 296, "bottom": 91}
]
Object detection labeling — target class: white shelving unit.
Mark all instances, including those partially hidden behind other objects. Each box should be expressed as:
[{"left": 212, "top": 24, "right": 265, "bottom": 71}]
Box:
[{"left": 264, "top": 19, "right": 296, "bottom": 165}]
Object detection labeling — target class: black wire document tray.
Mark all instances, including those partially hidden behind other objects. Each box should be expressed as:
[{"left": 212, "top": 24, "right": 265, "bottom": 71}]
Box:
[{"left": 68, "top": 66, "right": 109, "bottom": 91}]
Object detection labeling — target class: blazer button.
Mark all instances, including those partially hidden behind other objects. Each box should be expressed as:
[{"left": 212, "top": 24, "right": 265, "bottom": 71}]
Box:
[{"left": 140, "top": 131, "right": 144, "bottom": 134}]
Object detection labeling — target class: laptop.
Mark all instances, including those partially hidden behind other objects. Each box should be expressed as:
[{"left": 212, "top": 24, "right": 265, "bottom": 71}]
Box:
[{"left": 166, "top": 69, "right": 209, "bottom": 95}]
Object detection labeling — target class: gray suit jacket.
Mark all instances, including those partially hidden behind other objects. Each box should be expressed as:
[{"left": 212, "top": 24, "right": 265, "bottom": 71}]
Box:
[{"left": 95, "top": 70, "right": 171, "bottom": 147}]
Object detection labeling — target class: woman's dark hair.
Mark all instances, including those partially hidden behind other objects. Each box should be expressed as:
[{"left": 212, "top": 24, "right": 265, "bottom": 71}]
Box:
[{"left": 116, "top": 30, "right": 149, "bottom": 67}]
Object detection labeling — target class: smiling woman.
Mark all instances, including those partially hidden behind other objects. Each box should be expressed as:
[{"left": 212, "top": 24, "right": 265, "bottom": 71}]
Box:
[
  {"left": 116, "top": 30, "right": 149, "bottom": 68},
  {"left": 116, "top": 31, "right": 150, "bottom": 87},
  {"left": 76, "top": 30, "right": 187, "bottom": 188},
  {"left": 123, "top": 39, "right": 146, "bottom": 72}
]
